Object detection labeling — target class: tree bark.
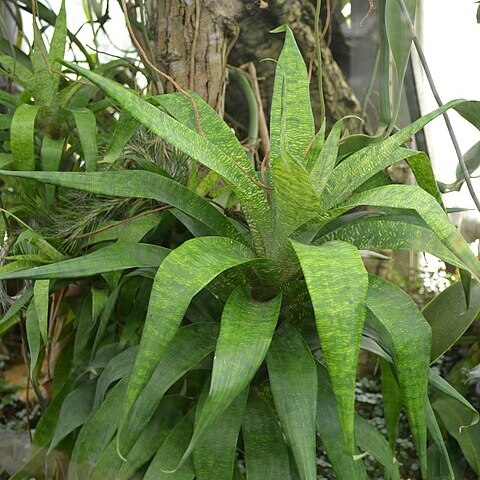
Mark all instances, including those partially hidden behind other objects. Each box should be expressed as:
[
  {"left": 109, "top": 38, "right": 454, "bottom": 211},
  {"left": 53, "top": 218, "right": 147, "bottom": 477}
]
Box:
[{"left": 147, "top": 0, "right": 267, "bottom": 116}]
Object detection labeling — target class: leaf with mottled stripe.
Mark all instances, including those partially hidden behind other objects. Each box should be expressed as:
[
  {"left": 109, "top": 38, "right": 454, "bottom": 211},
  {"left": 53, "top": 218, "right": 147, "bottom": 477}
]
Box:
[
  {"left": 316, "top": 363, "right": 368, "bottom": 480},
  {"left": 380, "top": 359, "right": 402, "bottom": 452},
  {"left": 0, "top": 169, "right": 241, "bottom": 241},
  {"left": 102, "top": 111, "right": 139, "bottom": 163},
  {"left": 316, "top": 214, "right": 466, "bottom": 269},
  {"left": 61, "top": 60, "right": 271, "bottom": 254},
  {"left": 424, "top": 280, "right": 480, "bottom": 362},
  {"left": 10, "top": 104, "right": 40, "bottom": 171},
  {"left": 267, "top": 326, "right": 317, "bottom": 480},
  {"left": 118, "top": 237, "right": 259, "bottom": 456},
  {"left": 193, "top": 388, "right": 248, "bottom": 480},
  {"left": 243, "top": 392, "right": 291, "bottom": 480},
  {"left": 0, "top": 242, "right": 168, "bottom": 280},
  {"left": 176, "top": 286, "right": 281, "bottom": 467},
  {"left": 33, "top": 279, "right": 49, "bottom": 343},
  {"left": 366, "top": 275, "right": 431, "bottom": 477},
  {"left": 339, "top": 185, "right": 480, "bottom": 281},
  {"left": 270, "top": 25, "right": 314, "bottom": 163},
  {"left": 120, "top": 322, "right": 218, "bottom": 452},
  {"left": 293, "top": 240, "right": 368, "bottom": 455},
  {"left": 71, "top": 108, "right": 98, "bottom": 171}
]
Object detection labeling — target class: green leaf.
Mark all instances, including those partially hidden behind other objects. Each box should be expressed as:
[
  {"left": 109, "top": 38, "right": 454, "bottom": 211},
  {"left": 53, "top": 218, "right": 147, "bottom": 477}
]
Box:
[
  {"left": 322, "top": 99, "right": 470, "bottom": 210},
  {"left": 48, "top": 0, "right": 66, "bottom": 69},
  {"left": 68, "top": 379, "right": 127, "bottom": 480},
  {"left": 176, "top": 287, "right": 281, "bottom": 467},
  {"left": 267, "top": 326, "right": 317, "bottom": 480},
  {"left": 193, "top": 388, "right": 248, "bottom": 480},
  {"left": 119, "top": 237, "right": 258, "bottom": 456},
  {"left": 0, "top": 169, "right": 243, "bottom": 241},
  {"left": 380, "top": 359, "right": 402, "bottom": 452},
  {"left": 71, "top": 108, "right": 98, "bottom": 171},
  {"left": 120, "top": 322, "right": 218, "bottom": 452},
  {"left": 153, "top": 91, "right": 253, "bottom": 175},
  {"left": 385, "top": 0, "right": 417, "bottom": 126},
  {"left": 0, "top": 288, "right": 33, "bottom": 336},
  {"left": 33, "top": 279, "right": 49, "bottom": 343},
  {"left": 26, "top": 302, "right": 41, "bottom": 374},
  {"left": 426, "top": 399, "right": 455, "bottom": 480},
  {"left": 50, "top": 382, "right": 95, "bottom": 451},
  {"left": 310, "top": 118, "right": 344, "bottom": 198},
  {"left": 102, "top": 111, "right": 139, "bottom": 163},
  {"left": 10, "top": 104, "right": 40, "bottom": 171},
  {"left": 40, "top": 136, "right": 64, "bottom": 204},
  {"left": 292, "top": 240, "right": 368, "bottom": 454},
  {"left": 316, "top": 214, "right": 465, "bottom": 269},
  {"left": 316, "top": 363, "right": 368, "bottom": 479},
  {"left": 355, "top": 415, "right": 400, "bottom": 480},
  {"left": 61, "top": 60, "right": 272, "bottom": 254},
  {"left": 304, "top": 121, "right": 326, "bottom": 172},
  {"left": 270, "top": 25, "right": 314, "bottom": 163},
  {"left": 272, "top": 152, "right": 320, "bottom": 241},
  {"left": 424, "top": 280, "right": 480, "bottom": 362},
  {"left": 243, "top": 392, "right": 292, "bottom": 480},
  {"left": 433, "top": 393, "right": 480, "bottom": 475},
  {"left": 144, "top": 409, "right": 195, "bottom": 480},
  {"left": 366, "top": 275, "right": 431, "bottom": 477},
  {"left": 0, "top": 242, "right": 169, "bottom": 280},
  {"left": 340, "top": 185, "right": 480, "bottom": 281},
  {"left": 429, "top": 370, "right": 479, "bottom": 428},
  {"left": 407, "top": 151, "right": 445, "bottom": 208}
]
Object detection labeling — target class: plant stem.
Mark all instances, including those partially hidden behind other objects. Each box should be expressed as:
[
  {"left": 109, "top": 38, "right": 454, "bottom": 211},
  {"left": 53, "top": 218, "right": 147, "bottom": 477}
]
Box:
[{"left": 396, "top": 0, "right": 480, "bottom": 212}]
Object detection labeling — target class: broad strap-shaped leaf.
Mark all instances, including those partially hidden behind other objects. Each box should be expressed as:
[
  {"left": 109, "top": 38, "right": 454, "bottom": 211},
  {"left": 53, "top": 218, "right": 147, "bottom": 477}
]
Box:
[
  {"left": 68, "top": 379, "right": 127, "bottom": 480},
  {"left": 0, "top": 288, "right": 33, "bottom": 336},
  {"left": 71, "top": 108, "right": 98, "bottom": 171},
  {"left": 153, "top": 91, "right": 253, "bottom": 175},
  {"left": 193, "top": 388, "right": 248, "bottom": 480},
  {"left": 432, "top": 391, "right": 480, "bottom": 475},
  {"left": 385, "top": 0, "right": 417, "bottom": 127},
  {"left": 304, "top": 121, "right": 326, "bottom": 172},
  {"left": 339, "top": 185, "right": 480, "bottom": 281},
  {"left": 429, "top": 370, "right": 479, "bottom": 428},
  {"left": 355, "top": 415, "right": 400, "bottom": 480},
  {"left": 426, "top": 399, "right": 455, "bottom": 480},
  {"left": 10, "top": 104, "right": 40, "bottom": 171},
  {"left": 176, "top": 286, "right": 281, "bottom": 467},
  {"left": 50, "top": 382, "right": 95, "bottom": 451},
  {"left": 48, "top": 0, "right": 66, "bottom": 93},
  {"left": 33, "top": 279, "right": 49, "bottom": 343},
  {"left": 316, "top": 214, "right": 466, "bottom": 269},
  {"left": 40, "top": 136, "right": 64, "bottom": 204},
  {"left": 423, "top": 280, "right": 480, "bottom": 362},
  {"left": 144, "top": 409, "right": 196, "bottom": 480},
  {"left": 0, "top": 169, "right": 242, "bottom": 242},
  {"left": 266, "top": 326, "right": 317, "bottom": 480},
  {"left": 270, "top": 25, "right": 314, "bottom": 163},
  {"left": 316, "top": 363, "right": 369, "bottom": 480},
  {"left": 322, "top": 99, "right": 467, "bottom": 210},
  {"left": 243, "top": 392, "right": 292, "bottom": 480},
  {"left": 407, "top": 152, "right": 445, "bottom": 208},
  {"left": 119, "top": 237, "right": 259, "bottom": 456},
  {"left": 26, "top": 302, "right": 41, "bottom": 373},
  {"left": 380, "top": 359, "right": 402, "bottom": 452},
  {"left": 366, "top": 275, "right": 431, "bottom": 477},
  {"left": 120, "top": 323, "right": 218, "bottom": 453},
  {"left": 310, "top": 118, "right": 344, "bottom": 198},
  {"left": 102, "top": 111, "right": 139, "bottom": 163},
  {"left": 62, "top": 61, "right": 272, "bottom": 254},
  {"left": 292, "top": 240, "right": 368, "bottom": 455},
  {"left": 0, "top": 242, "right": 169, "bottom": 280},
  {"left": 272, "top": 152, "right": 320, "bottom": 241},
  {"left": 90, "top": 396, "right": 183, "bottom": 480}
]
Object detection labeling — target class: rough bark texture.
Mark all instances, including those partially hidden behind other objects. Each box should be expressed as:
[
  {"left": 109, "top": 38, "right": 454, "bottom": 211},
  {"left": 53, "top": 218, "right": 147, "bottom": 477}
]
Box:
[{"left": 148, "top": 0, "right": 267, "bottom": 116}]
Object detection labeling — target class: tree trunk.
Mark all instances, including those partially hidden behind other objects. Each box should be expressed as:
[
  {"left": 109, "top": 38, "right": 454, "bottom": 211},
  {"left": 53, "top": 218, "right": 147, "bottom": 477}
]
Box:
[{"left": 147, "top": 0, "right": 267, "bottom": 116}]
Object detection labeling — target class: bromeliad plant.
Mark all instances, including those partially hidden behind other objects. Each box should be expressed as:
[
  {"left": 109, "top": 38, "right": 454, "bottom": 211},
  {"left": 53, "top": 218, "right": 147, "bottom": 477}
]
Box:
[{"left": 2, "top": 20, "right": 480, "bottom": 480}]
